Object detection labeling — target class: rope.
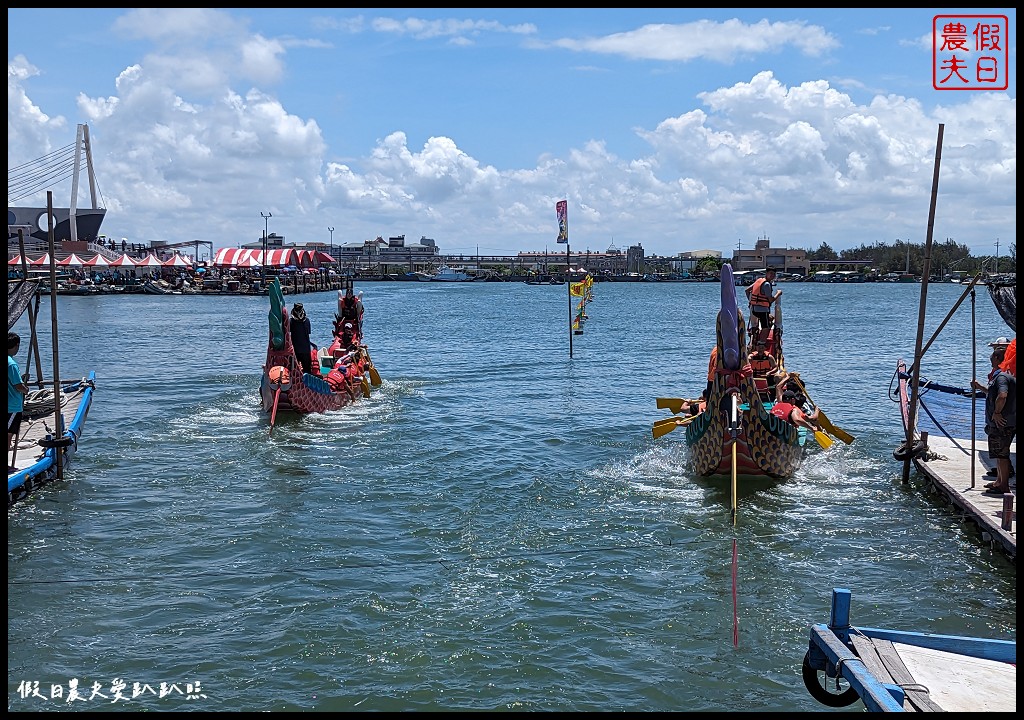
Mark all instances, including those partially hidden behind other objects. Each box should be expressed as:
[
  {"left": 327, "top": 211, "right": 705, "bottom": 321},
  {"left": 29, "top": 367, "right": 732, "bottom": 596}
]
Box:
[{"left": 23, "top": 388, "right": 68, "bottom": 418}]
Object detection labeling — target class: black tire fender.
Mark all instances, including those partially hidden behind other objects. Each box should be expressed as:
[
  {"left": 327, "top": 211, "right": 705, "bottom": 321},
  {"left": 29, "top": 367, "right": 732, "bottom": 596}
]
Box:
[
  {"left": 893, "top": 439, "right": 928, "bottom": 461},
  {"left": 802, "top": 652, "right": 860, "bottom": 707}
]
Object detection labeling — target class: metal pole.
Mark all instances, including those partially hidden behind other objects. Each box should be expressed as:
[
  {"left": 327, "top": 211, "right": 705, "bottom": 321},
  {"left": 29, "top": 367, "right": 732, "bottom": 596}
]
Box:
[
  {"left": 902, "top": 123, "right": 944, "bottom": 483},
  {"left": 261, "top": 211, "right": 272, "bottom": 288},
  {"left": 970, "top": 288, "right": 977, "bottom": 489},
  {"left": 567, "top": 242, "right": 573, "bottom": 358},
  {"left": 46, "top": 193, "right": 64, "bottom": 478}
]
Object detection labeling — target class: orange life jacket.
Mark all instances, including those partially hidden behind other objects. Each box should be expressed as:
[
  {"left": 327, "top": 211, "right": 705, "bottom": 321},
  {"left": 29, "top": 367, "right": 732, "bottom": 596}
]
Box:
[
  {"left": 707, "top": 347, "right": 718, "bottom": 382},
  {"left": 749, "top": 278, "right": 772, "bottom": 310},
  {"left": 750, "top": 353, "right": 775, "bottom": 375}
]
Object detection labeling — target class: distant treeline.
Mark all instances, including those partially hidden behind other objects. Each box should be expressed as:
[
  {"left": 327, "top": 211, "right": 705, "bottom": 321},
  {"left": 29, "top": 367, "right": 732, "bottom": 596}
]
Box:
[{"left": 804, "top": 239, "right": 1016, "bottom": 277}]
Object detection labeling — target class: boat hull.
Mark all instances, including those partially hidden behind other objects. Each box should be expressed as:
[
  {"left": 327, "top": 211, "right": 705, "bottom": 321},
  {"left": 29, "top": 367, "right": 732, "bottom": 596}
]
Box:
[{"left": 8, "top": 372, "right": 96, "bottom": 507}]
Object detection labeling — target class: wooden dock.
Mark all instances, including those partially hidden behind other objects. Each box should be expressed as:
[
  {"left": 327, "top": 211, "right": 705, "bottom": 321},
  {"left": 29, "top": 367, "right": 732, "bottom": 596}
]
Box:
[{"left": 911, "top": 434, "right": 1016, "bottom": 561}]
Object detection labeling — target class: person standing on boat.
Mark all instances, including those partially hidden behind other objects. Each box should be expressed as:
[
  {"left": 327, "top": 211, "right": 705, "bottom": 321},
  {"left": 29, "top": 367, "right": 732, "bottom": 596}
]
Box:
[
  {"left": 339, "top": 287, "right": 364, "bottom": 337},
  {"left": 972, "top": 347, "right": 1016, "bottom": 495},
  {"left": 745, "top": 267, "right": 781, "bottom": 344},
  {"left": 8, "top": 332, "right": 29, "bottom": 472},
  {"left": 290, "top": 303, "right": 314, "bottom": 377}
]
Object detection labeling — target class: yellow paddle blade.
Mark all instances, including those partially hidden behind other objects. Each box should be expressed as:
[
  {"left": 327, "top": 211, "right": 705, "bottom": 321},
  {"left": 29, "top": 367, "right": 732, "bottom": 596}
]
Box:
[
  {"left": 652, "top": 419, "right": 684, "bottom": 439},
  {"left": 813, "top": 430, "right": 834, "bottom": 450},
  {"left": 361, "top": 377, "right": 371, "bottom": 398},
  {"left": 656, "top": 397, "right": 686, "bottom": 414},
  {"left": 652, "top": 414, "right": 698, "bottom": 439},
  {"left": 369, "top": 365, "right": 382, "bottom": 387},
  {"left": 817, "top": 410, "right": 854, "bottom": 444}
]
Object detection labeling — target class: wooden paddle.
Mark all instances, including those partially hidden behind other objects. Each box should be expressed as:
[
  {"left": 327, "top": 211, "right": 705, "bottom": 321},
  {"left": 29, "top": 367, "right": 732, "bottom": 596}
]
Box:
[
  {"left": 656, "top": 397, "right": 700, "bottom": 414},
  {"left": 812, "top": 429, "right": 834, "bottom": 450},
  {"left": 361, "top": 376, "right": 371, "bottom": 398},
  {"left": 361, "top": 346, "right": 383, "bottom": 386},
  {"left": 652, "top": 414, "right": 698, "bottom": 439},
  {"left": 785, "top": 372, "right": 854, "bottom": 444},
  {"left": 269, "top": 387, "right": 281, "bottom": 436}
]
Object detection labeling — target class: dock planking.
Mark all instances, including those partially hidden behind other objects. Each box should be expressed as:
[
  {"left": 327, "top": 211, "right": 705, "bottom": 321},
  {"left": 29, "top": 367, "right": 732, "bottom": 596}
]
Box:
[{"left": 911, "top": 434, "right": 1016, "bottom": 560}]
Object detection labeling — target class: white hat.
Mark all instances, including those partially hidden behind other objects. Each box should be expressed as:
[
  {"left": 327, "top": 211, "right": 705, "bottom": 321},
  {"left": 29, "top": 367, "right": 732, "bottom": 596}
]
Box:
[{"left": 989, "top": 336, "right": 1011, "bottom": 347}]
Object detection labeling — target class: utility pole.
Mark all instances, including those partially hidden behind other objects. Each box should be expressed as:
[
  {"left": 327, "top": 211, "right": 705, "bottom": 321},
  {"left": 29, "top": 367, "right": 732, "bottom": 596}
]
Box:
[
  {"left": 994, "top": 237, "right": 1000, "bottom": 273},
  {"left": 261, "top": 211, "right": 272, "bottom": 287}
]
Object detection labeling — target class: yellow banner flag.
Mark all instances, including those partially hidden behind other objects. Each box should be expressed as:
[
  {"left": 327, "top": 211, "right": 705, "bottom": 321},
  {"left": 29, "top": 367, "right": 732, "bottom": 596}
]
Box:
[{"left": 570, "top": 281, "right": 585, "bottom": 297}]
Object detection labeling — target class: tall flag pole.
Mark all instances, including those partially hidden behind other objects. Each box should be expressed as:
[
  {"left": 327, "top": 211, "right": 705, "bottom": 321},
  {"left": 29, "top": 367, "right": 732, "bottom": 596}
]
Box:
[{"left": 556, "top": 200, "right": 571, "bottom": 357}]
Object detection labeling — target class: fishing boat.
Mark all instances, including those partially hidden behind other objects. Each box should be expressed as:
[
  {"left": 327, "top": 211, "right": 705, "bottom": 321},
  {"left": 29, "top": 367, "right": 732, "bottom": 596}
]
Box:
[
  {"left": 259, "top": 277, "right": 381, "bottom": 428},
  {"left": 8, "top": 229, "right": 97, "bottom": 508},
  {"left": 426, "top": 264, "right": 473, "bottom": 282},
  {"left": 654, "top": 264, "right": 850, "bottom": 485},
  {"left": 803, "top": 587, "right": 1015, "bottom": 712}
]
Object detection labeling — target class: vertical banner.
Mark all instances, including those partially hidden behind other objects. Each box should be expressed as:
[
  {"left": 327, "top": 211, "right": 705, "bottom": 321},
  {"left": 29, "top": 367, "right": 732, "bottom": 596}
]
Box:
[{"left": 556, "top": 200, "right": 568, "bottom": 244}]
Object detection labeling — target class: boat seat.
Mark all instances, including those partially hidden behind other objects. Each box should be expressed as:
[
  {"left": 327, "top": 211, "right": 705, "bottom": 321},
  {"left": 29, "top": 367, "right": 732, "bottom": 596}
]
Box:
[{"left": 849, "top": 635, "right": 944, "bottom": 712}]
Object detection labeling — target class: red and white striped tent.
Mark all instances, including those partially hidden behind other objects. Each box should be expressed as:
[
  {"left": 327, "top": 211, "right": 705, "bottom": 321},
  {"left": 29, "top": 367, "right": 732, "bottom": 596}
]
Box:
[
  {"left": 134, "top": 254, "right": 164, "bottom": 268},
  {"left": 8, "top": 255, "right": 25, "bottom": 265},
  {"left": 58, "top": 253, "right": 87, "bottom": 266},
  {"left": 28, "top": 253, "right": 53, "bottom": 266},
  {"left": 108, "top": 254, "right": 137, "bottom": 267},
  {"left": 162, "top": 253, "right": 193, "bottom": 267},
  {"left": 83, "top": 254, "right": 110, "bottom": 267},
  {"left": 265, "top": 248, "right": 297, "bottom": 267},
  {"left": 212, "top": 248, "right": 262, "bottom": 267}
]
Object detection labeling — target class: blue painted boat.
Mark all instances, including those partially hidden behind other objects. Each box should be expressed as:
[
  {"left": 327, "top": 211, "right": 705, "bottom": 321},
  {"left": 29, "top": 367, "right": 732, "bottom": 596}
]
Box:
[
  {"left": 803, "top": 588, "right": 1015, "bottom": 712},
  {"left": 8, "top": 373, "right": 96, "bottom": 507}
]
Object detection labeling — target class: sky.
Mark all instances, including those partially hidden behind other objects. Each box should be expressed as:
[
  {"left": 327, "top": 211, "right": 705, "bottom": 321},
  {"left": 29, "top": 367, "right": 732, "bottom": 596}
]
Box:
[{"left": 7, "top": 8, "right": 1017, "bottom": 259}]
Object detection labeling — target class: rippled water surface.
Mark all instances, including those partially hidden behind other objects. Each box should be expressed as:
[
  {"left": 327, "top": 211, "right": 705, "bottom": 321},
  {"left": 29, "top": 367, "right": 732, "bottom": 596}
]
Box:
[{"left": 8, "top": 280, "right": 1016, "bottom": 711}]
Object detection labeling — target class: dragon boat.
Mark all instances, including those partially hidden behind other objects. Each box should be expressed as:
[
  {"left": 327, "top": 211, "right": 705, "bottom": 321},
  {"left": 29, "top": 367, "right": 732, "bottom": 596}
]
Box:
[
  {"left": 683, "top": 264, "right": 807, "bottom": 480},
  {"left": 259, "top": 277, "right": 380, "bottom": 427},
  {"left": 654, "top": 264, "right": 848, "bottom": 486}
]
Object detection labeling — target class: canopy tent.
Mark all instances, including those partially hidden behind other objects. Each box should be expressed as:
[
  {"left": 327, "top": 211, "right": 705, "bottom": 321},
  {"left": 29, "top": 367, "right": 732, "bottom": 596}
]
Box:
[
  {"left": 8, "top": 255, "right": 24, "bottom": 265},
  {"left": 213, "top": 248, "right": 262, "bottom": 267},
  {"left": 134, "top": 254, "right": 164, "bottom": 268},
  {"left": 58, "top": 253, "right": 87, "bottom": 266},
  {"left": 28, "top": 253, "right": 53, "bottom": 266},
  {"left": 314, "top": 251, "right": 337, "bottom": 264},
  {"left": 265, "top": 248, "right": 297, "bottom": 267},
  {"left": 108, "top": 254, "right": 137, "bottom": 267},
  {"left": 162, "top": 253, "right": 193, "bottom": 267},
  {"left": 83, "top": 254, "right": 110, "bottom": 267}
]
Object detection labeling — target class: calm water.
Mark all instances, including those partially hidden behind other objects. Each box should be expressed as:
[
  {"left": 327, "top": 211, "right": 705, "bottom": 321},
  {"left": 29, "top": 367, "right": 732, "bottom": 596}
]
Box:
[{"left": 7, "top": 280, "right": 1016, "bottom": 712}]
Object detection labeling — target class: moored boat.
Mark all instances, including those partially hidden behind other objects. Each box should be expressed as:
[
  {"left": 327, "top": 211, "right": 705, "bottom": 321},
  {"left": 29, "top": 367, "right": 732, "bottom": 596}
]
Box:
[
  {"left": 259, "top": 278, "right": 381, "bottom": 428},
  {"left": 803, "top": 587, "right": 1015, "bottom": 712},
  {"left": 8, "top": 228, "right": 97, "bottom": 507},
  {"left": 426, "top": 264, "right": 473, "bottom": 282}
]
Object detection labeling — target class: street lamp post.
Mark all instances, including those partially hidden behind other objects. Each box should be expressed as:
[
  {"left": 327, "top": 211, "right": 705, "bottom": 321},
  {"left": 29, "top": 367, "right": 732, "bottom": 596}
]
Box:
[
  {"left": 261, "top": 211, "right": 272, "bottom": 287},
  {"left": 328, "top": 226, "right": 334, "bottom": 256}
]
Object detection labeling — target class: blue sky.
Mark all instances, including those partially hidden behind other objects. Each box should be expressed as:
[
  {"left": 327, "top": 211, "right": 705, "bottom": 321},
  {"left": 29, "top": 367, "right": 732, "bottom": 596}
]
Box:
[{"left": 7, "top": 8, "right": 1017, "bottom": 258}]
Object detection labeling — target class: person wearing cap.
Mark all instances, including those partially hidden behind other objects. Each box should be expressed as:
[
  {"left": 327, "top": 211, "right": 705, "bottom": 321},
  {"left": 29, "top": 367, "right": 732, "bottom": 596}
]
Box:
[
  {"left": 745, "top": 267, "right": 781, "bottom": 344},
  {"left": 991, "top": 336, "right": 1015, "bottom": 376},
  {"left": 339, "top": 286, "right": 364, "bottom": 337},
  {"left": 290, "top": 303, "right": 314, "bottom": 377},
  {"left": 971, "top": 343, "right": 1016, "bottom": 494}
]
